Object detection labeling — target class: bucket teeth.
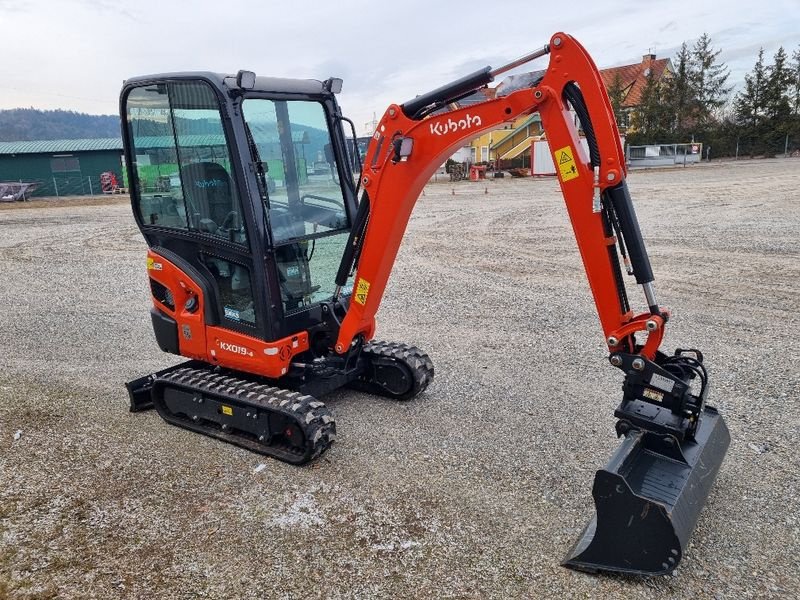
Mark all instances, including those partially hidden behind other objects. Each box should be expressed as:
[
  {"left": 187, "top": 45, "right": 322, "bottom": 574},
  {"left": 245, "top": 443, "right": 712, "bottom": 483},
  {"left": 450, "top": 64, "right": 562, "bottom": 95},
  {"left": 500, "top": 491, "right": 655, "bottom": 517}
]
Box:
[{"left": 563, "top": 406, "right": 730, "bottom": 575}]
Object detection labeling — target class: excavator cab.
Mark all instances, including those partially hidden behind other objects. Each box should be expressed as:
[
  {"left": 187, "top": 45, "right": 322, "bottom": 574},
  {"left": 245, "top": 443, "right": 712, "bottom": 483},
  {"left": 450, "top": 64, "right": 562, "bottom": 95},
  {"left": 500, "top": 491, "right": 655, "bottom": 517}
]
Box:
[
  {"left": 122, "top": 72, "right": 433, "bottom": 464},
  {"left": 122, "top": 74, "right": 358, "bottom": 346}
]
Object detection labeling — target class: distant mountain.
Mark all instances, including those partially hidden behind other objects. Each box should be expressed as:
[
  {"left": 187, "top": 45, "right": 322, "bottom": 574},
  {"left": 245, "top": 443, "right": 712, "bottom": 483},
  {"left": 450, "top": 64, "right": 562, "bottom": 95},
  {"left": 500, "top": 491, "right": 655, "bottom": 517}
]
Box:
[
  {"left": 0, "top": 109, "right": 332, "bottom": 161},
  {"left": 0, "top": 108, "right": 121, "bottom": 142}
]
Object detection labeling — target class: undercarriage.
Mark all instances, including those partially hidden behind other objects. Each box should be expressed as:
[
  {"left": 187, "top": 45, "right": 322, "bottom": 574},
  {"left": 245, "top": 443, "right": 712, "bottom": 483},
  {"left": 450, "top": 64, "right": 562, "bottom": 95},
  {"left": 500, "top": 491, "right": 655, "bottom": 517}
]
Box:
[{"left": 126, "top": 341, "right": 433, "bottom": 464}]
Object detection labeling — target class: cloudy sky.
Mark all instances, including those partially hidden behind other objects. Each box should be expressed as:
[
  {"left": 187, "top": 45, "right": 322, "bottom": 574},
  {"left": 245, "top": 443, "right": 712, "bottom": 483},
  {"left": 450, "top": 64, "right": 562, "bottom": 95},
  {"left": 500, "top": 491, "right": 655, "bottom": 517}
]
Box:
[{"left": 2, "top": 0, "right": 798, "bottom": 132}]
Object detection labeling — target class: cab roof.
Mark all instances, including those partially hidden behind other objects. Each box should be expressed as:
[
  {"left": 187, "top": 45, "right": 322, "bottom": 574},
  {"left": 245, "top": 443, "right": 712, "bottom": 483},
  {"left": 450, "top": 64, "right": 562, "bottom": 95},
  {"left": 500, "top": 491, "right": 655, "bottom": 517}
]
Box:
[{"left": 122, "top": 71, "right": 329, "bottom": 96}]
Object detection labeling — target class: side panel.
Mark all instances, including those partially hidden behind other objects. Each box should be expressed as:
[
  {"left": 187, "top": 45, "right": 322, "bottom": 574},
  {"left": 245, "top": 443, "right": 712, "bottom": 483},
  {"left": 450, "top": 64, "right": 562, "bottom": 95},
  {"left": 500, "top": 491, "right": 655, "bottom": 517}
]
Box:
[
  {"left": 146, "top": 249, "right": 309, "bottom": 378},
  {"left": 146, "top": 250, "right": 208, "bottom": 359}
]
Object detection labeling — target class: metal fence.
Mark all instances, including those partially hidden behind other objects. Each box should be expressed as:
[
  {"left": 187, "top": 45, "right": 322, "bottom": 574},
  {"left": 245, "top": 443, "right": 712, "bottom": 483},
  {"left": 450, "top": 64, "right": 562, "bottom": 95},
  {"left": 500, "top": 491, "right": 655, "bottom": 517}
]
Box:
[
  {"left": 730, "top": 134, "right": 798, "bottom": 159},
  {"left": 626, "top": 143, "right": 703, "bottom": 167},
  {"left": 1, "top": 175, "right": 114, "bottom": 199}
]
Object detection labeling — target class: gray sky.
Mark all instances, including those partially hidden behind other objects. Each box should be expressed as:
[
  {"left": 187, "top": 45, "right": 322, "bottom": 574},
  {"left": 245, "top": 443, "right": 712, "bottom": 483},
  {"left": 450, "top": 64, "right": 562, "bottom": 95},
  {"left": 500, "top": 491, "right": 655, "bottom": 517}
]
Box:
[{"left": 2, "top": 0, "right": 798, "bottom": 132}]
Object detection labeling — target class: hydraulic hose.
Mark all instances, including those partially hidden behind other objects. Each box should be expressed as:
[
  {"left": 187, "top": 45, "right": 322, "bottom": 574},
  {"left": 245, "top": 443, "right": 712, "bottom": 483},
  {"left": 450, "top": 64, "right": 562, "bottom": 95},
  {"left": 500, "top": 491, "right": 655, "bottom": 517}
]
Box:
[
  {"left": 335, "top": 191, "right": 370, "bottom": 288},
  {"left": 563, "top": 82, "right": 600, "bottom": 168},
  {"left": 562, "top": 81, "right": 657, "bottom": 312}
]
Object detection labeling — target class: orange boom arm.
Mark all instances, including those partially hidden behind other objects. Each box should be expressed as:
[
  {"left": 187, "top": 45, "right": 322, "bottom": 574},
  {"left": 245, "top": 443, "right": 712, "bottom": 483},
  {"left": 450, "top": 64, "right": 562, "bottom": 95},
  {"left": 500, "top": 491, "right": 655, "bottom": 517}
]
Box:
[{"left": 335, "top": 32, "right": 664, "bottom": 358}]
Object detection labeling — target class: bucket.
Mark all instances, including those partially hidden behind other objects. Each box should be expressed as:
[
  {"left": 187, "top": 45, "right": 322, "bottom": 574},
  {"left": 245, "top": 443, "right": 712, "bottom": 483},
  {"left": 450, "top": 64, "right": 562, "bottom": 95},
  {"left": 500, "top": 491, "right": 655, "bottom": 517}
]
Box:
[{"left": 563, "top": 406, "right": 729, "bottom": 575}]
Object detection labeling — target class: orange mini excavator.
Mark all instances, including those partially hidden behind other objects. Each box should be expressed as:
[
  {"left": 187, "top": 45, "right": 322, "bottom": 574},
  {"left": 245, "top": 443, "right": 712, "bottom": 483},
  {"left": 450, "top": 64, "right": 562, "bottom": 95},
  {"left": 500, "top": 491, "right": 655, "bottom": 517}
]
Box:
[{"left": 121, "top": 33, "right": 729, "bottom": 576}]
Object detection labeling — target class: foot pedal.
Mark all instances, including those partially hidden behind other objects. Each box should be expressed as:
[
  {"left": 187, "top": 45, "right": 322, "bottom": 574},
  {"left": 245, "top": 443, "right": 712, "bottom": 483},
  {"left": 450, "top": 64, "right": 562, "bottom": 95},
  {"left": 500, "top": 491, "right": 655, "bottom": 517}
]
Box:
[{"left": 563, "top": 406, "right": 729, "bottom": 575}]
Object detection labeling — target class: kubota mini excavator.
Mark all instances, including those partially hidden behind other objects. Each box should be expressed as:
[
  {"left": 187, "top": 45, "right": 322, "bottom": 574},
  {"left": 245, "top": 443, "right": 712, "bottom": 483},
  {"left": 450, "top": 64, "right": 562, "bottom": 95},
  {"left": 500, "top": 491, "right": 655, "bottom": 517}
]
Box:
[{"left": 121, "top": 32, "right": 729, "bottom": 576}]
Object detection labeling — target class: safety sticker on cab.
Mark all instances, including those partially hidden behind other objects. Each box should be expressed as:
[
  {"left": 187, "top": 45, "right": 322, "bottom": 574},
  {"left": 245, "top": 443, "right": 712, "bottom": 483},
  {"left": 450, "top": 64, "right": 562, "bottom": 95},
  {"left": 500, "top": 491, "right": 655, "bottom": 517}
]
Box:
[
  {"left": 146, "top": 257, "right": 163, "bottom": 271},
  {"left": 554, "top": 146, "right": 580, "bottom": 182},
  {"left": 354, "top": 278, "right": 371, "bottom": 305}
]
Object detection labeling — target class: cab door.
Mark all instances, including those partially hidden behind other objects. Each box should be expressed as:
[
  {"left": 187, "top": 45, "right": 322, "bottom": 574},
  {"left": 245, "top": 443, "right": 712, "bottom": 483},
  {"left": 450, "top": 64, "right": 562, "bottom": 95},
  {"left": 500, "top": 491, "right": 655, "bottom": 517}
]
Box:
[
  {"left": 242, "top": 98, "right": 354, "bottom": 335},
  {"left": 124, "top": 80, "right": 265, "bottom": 341}
]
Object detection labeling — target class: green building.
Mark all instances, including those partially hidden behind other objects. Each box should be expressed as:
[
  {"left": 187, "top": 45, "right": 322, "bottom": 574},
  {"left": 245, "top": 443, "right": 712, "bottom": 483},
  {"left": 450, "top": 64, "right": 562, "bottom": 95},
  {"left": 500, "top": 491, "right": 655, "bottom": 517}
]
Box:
[
  {"left": 0, "top": 138, "right": 124, "bottom": 197},
  {"left": 0, "top": 130, "right": 316, "bottom": 199}
]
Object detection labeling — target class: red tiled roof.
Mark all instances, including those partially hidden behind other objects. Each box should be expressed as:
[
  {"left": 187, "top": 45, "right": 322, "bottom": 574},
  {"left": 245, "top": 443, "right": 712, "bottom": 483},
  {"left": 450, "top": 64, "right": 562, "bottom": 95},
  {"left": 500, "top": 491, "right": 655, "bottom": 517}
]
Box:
[
  {"left": 599, "top": 56, "right": 671, "bottom": 108},
  {"left": 454, "top": 87, "right": 496, "bottom": 107}
]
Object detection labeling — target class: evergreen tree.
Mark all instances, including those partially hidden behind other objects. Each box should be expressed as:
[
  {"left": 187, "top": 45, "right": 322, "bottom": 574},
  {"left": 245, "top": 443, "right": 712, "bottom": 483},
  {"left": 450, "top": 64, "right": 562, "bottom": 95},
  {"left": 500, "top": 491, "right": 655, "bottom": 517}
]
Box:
[
  {"left": 606, "top": 71, "right": 627, "bottom": 128},
  {"left": 734, "top": 48, "right": 768, "bottom": 129},
  {"left": 0, "top": 108, "right": 120, "bottom": 141},
  {"left": 764, "top": 47, "right": 792, "bottom": 120},
  {"left": 787, "top": 46, "right": 800, "bottom": 116},
  {"left": 691, "top": 33, "right": 731, "bottom": 125},
  {"left": 631, "top": 70, "right": 668, "bottom": 136},
  {"left": 664, "top": 42, "right": 695, "bottom": 133}
]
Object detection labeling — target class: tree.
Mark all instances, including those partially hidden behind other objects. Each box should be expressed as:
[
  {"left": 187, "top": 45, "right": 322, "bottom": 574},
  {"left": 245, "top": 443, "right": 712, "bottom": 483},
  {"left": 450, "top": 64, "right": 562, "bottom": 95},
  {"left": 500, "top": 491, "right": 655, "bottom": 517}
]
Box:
[
  {"left": 664, "top": 42, "right": 695, "bottom": 133},
  {"left": 791, "top": 46, "right": 800, "bottom": 116},
  {"left": 790, "top": 47, "right": 800, "bottom": 156},
  {"left": 764, "top": 47, "right": 793, "bottom": 121},
  {"left": 607, "top": 71, "right": 627, "bottom": 128},
  {"left": 691, "top": 33, "right": 731, "bottom": 126},
  {"left": 631, "top": 70, "right": 669, "bottom": 137},
  {"left": 734, "top": 48, "right": 768, "bottom": 130},
  {"left": 0, "top": 108, "right": 120, "bottom": 142}
]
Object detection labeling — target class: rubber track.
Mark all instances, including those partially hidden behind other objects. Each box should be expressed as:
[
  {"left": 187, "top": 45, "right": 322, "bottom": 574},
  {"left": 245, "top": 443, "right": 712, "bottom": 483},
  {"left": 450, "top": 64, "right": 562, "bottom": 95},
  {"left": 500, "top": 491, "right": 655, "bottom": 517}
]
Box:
[
  {"left": 356, "top": 340, "right": 435, "bottom": 400},
  {"left": 154, "top": 366, "right": 336, "bottom": 465}
]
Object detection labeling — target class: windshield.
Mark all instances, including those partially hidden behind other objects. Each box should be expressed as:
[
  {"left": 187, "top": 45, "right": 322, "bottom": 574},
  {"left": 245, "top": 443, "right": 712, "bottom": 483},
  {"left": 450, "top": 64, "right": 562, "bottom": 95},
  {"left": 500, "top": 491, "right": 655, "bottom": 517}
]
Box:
[
  {"left": 242, "top": 99, "right": 348, "bottom": 244},
  {"left": 242, "top": 99, "right": 352, "bottom": 313}
]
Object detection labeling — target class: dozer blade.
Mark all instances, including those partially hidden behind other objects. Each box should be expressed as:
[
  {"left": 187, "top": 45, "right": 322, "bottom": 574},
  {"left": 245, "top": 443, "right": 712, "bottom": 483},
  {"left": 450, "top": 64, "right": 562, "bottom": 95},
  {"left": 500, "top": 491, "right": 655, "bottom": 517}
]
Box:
[{"left": 563, "top": 406, "right": 729, "bottom": 575}]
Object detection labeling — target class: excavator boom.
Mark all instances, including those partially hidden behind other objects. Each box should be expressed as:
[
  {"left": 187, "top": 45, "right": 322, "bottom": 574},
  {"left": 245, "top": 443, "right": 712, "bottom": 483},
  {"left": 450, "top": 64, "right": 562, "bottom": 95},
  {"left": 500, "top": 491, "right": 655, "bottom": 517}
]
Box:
[{"left": 332, "top": 32, "right": 730, "bottom": 575}]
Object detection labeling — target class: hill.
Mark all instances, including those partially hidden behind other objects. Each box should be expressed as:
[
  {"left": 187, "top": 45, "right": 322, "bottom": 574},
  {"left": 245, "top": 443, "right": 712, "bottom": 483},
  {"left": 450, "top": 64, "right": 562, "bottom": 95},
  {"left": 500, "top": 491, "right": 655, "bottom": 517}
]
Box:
[
  {"left": 0, "top": 108, "right": 333, "bottom": 162},
  {"left": 0, "top": 108, "right": 120, "bottom": 142}
]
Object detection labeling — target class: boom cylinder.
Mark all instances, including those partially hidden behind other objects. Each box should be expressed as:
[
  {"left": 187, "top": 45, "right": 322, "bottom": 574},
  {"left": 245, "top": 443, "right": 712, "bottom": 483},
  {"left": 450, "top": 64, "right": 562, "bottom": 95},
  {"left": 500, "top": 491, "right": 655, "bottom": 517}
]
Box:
[
  {"left": 401, "top": 67, "right": 494, "bottom": 118},
  {"left": 401, "top": 44, "right": 551, "bottom": 119},
  {"left": 489, "top": 44, "right": 550, "bottom": 78},
  {"left": 335, "top": 191, "right": 371, "bottom": 290}
]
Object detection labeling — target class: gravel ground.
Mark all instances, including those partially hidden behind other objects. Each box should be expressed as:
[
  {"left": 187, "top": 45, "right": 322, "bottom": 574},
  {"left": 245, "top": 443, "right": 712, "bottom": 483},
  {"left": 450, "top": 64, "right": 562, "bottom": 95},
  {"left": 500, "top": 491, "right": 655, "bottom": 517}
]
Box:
[{"left": 1, "top": 158, "right": 798, "bottom": 599}]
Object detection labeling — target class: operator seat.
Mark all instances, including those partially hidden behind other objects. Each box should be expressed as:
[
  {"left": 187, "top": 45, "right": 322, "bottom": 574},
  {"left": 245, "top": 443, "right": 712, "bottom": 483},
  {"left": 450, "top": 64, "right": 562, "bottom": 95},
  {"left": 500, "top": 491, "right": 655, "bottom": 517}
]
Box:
[{"left": 180, "top": 161, "right": 236, "bottom": 233}]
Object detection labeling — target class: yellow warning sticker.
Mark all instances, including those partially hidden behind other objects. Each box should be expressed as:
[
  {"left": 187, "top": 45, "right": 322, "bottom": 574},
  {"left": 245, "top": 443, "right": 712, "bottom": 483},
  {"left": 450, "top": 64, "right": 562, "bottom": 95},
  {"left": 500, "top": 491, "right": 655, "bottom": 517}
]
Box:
[
  {"left": 354, "top": 278, "right": 371, "bottom": 306},
  {"left": 146, "top": 257, "right": 162, "bottom": 271},
  {"left": 554, "top": 145, "right": 580, "bottom": 182},
  {"left": 221, "top": 405, "right": 233, "bottom": 416}
]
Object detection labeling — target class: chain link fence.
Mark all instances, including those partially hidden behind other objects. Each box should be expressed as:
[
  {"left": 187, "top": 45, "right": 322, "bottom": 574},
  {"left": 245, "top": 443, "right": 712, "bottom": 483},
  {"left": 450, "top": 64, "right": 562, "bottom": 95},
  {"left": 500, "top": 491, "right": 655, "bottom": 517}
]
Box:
[
  {"left": 729, "top": 134, "right": 799, "bottom": 159},
  {"left": 2, "top": 173, "right": 123, "bottom": 199}
]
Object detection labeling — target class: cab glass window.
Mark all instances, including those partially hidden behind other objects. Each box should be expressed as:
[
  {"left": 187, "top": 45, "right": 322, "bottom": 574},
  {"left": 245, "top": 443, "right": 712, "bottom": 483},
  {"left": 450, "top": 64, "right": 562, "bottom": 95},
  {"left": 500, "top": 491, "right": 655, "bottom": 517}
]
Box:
[
  {"left": 125, "top": 81, "right": 247, "bottom": 244},
  {"left": 201, "top": 255, "right": 256, "bottom": 326},
  {"left": 241, "top": 99, "right": 348, "bottom": 244},
  {"left": 242, "top": 99, "right": 351, "bottom": 314}
]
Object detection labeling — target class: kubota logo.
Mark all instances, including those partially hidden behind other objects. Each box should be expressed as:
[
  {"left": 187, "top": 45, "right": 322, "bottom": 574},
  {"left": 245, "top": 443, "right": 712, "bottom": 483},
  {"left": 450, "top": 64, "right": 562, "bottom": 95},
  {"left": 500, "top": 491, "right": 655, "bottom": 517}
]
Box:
[
  {"left": 429, "top": 114, "right": 482, "bottom": 136},
  {"left": 218, "top": 341, "right": 253, "bottom": 357}
]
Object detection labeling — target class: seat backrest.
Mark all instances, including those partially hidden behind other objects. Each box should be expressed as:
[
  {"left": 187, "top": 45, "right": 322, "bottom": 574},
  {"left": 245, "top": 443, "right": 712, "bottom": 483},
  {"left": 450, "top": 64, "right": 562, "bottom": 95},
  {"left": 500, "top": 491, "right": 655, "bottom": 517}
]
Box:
[{"left": 180, "top": 162, "right": 234, "bottom": 227}]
